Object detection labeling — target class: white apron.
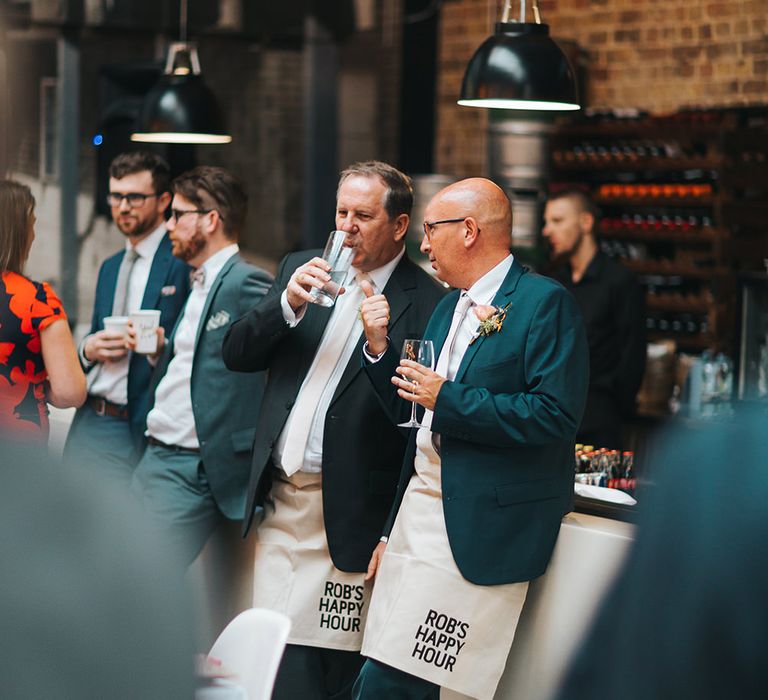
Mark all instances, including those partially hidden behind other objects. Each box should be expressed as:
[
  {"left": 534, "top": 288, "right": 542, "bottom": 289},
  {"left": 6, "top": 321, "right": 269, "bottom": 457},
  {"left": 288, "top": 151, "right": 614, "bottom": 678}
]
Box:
[
  {"left": 361, "top": 428, "right": 529, "bottom": 700},
  {"left": 251, "top": 469, "right": 371, "bottom": 651}
]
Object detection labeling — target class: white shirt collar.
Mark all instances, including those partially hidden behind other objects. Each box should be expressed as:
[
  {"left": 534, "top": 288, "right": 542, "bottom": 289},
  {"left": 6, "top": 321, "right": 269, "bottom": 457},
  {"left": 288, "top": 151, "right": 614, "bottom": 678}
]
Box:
[
  {"left": 197, "top": 243, "right": 239, "bottom": 290},
  {"left": 350, "top": 246, "right": 405, "bottom": 293},
  {"left": 128, "top": 223, "right": 166, "bottom": 260},
  {"left": 465, "top": 254, "right": 514, "bottom": 307}
]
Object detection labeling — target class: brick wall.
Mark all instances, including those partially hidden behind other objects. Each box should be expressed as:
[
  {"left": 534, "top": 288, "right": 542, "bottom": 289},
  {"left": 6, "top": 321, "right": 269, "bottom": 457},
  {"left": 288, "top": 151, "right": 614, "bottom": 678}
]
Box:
[{"left": 436, "top": 0, "right": 768, "bottom": 176}]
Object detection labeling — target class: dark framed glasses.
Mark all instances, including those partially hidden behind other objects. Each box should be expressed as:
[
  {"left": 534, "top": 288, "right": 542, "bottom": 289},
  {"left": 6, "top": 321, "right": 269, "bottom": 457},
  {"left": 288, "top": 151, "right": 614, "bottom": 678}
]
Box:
[
  {"left": 106, "top": 192, "right": 159, "bottom": 208},
  {"left": 422, "top": 217, "right": 466, "bottom": 239},
  {"left": 168, "top": 208, "right": 213, "bottom": 222}
]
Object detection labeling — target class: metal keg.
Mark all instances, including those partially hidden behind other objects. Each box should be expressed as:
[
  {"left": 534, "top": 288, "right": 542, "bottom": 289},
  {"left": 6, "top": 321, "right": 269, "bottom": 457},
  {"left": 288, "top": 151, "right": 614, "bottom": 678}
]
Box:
[
  {"left": 406, "top": 174, "right": 457, "bottom": 274},
  {"left": 488, "top": 118, "right": 553, "bottom": 250}
]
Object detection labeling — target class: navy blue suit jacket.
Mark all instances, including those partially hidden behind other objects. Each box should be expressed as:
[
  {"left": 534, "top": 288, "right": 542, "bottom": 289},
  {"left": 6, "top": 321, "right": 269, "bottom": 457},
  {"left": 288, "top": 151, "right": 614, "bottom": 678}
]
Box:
[{"left": 78, "top": 233, "right": 191, "bottom": 441}]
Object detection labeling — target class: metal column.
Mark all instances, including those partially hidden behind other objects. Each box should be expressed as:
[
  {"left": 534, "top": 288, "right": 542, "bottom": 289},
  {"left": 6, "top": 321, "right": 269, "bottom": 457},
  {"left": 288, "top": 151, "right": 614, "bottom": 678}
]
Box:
[
  {"left": 57, "top": 33, "right": 80, "bottom": 323},
  {"left": 301, "top": 14, "right": 338, "bottom": 249}
]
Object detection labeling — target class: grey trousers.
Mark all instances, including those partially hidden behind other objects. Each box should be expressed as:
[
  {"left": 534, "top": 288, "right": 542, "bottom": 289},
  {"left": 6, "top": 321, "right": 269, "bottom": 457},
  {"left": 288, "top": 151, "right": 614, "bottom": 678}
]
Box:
[{"left": 131, "top": 443, "right": 223, "bottom": 566}]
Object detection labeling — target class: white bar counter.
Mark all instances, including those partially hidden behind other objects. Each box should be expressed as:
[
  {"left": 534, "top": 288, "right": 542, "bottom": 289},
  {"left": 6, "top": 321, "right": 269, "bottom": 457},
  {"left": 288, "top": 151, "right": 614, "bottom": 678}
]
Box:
[{"left": 444, "top": 512, "right": 635, "bottom": 700}]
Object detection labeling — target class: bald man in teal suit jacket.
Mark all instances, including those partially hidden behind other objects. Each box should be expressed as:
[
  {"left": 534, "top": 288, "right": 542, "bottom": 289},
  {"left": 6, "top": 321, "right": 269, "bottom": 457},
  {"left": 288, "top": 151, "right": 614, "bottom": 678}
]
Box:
[{"left": 354, "top": 178, "right": 589, "bottom": 699}]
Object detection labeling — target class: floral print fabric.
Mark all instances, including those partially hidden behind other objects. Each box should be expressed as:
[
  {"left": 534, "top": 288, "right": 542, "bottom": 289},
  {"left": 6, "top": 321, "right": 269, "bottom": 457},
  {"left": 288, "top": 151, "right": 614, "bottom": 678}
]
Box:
[{"left": 0, "top": 271, "right": 66, "bottom": 439}]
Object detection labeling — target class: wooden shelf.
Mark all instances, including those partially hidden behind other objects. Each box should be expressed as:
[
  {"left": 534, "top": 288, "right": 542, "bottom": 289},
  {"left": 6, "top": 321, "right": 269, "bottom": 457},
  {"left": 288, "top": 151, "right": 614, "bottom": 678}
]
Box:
[
  {"left": 622, "top": 260, "right": 729, "bottom": 278},
  {"left": 646, "top": 296, "right": 712, "bottom": 313},
  {"left": 553, "top": 119, "right": 734, "bottom": 138},
  {"left": 599, "top": 227, "right": 720, "bottom": 244},
  {"left": 647, "top": 331, "right": 714, "bottom": 350},
  {"left": 552, "top": 157, "right": 722, "bottom": 172},
  {"left": 594, "top": 194, "right": 715, "bottom": 208}
]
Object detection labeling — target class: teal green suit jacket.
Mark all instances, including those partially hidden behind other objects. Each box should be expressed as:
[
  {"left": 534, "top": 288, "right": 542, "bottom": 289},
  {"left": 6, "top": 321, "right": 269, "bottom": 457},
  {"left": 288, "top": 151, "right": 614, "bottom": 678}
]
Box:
[{"left": 367, "top": 260, "right": 589, "bottom": 585}]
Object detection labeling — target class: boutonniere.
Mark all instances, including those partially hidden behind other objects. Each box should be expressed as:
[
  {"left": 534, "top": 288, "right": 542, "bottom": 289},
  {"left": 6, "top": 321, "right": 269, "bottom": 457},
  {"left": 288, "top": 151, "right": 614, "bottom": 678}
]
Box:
[{"left": 469, "top": 302, "right": 511, "bottom": 344}]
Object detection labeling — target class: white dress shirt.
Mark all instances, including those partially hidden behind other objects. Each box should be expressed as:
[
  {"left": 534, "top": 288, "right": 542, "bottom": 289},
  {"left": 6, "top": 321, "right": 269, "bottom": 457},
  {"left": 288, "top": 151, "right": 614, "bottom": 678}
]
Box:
[
  {"left": 87, "top": 224, "right": 167, "bottom": 405},
  {"left": 422, "top": 254, "right": 514, "bottom": 429},
  {"left": 274, "top": 247, "right": 405, "bottom": 473},
  {"left": 146, "top": 244, "right": 239, "bottom": 448}
]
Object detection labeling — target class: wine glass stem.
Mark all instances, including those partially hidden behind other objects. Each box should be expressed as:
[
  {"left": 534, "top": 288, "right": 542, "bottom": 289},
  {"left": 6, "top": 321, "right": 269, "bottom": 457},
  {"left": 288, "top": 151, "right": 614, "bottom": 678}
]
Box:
[{"left": 409, "top": 394, "right": 417, "bottom": 425}]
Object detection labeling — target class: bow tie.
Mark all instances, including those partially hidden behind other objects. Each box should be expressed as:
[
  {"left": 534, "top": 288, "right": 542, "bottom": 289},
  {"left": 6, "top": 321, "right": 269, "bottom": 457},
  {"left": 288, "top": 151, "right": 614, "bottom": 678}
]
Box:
[{"left": 190, "top": 268, "right": 206, "bottom": 287}]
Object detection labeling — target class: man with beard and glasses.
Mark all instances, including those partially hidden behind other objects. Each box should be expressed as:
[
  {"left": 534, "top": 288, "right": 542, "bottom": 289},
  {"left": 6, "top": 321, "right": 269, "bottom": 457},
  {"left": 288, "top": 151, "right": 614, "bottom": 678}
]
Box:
[
  {"left": 64, "top": 151, "right": 190, "bottom": 480},
  {"left": 130, "top": 166, "right": 273, "bottom": 565}
]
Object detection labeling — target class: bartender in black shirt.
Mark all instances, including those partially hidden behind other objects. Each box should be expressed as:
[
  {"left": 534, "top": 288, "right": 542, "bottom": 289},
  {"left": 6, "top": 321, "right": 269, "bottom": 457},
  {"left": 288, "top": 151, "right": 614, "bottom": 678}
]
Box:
[{"left": 543, "top": 190, "right": 646, "bottom": 449}]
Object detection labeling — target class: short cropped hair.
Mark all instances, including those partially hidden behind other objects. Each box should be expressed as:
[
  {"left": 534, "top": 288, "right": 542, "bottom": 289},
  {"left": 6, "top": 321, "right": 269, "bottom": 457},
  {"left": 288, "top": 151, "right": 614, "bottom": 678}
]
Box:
[
  {"left": 172, "top": 166, "right": 248, "bottom": 241},
  {"left": 547, "top": 188, "right": 601, "bottom": 223},
  {"left": 0, "top": 179, "right": 36, "bottom": 274},
  {"left": 338, "top": 161, "right": 413, "bottom": 220},
  {"left": 109, "top": 151, "right": 171, "bottom": 195}
]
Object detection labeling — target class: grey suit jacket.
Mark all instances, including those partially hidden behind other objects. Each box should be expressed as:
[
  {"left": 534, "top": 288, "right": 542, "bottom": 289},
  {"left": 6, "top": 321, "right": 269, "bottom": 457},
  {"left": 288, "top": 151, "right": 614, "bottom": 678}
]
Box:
[{"left": 147, "top": 252, "right": 273, "bottom": 519}]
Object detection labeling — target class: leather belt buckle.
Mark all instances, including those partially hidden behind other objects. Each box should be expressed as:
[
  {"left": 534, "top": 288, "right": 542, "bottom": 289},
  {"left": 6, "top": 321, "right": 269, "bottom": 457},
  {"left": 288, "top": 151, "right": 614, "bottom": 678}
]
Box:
[{"left": 92, "top": 397, "right": 106, "bottom": 417}]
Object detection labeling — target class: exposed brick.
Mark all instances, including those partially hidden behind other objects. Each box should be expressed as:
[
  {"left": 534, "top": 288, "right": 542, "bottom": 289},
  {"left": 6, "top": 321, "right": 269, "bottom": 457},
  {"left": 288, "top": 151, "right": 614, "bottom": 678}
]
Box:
[
  {"left": 706, "top": 3, "right": 738, "bottom": 18},
  {"left": 743, "top": 80, "right": 768, "bottom": 94},
  {"left": 637, "top": 47, "right": 670, "bottom": 61},
  {"left": 742, "top": 38, "right": 768, "bottom": 54},
  {"left": 673, "top": 46, "right": 703, "bottom": 62},
  {"left": 675, "top": 64, "right": 696, "bottom": 78},
  {"left": 620, "top": 11, "right": 642, "bottom": 23},
  {"left": 435, "top": 0, "right": 768, "bottom": 176},
  {"left": 715, "top": 22, "right": 731, "bottom": 37},
  {"left": 706, "top": 43, "right": 739, "bottom": 60},
  {"left": 614, "top": 28, "right": 641, "bottom": 43}
]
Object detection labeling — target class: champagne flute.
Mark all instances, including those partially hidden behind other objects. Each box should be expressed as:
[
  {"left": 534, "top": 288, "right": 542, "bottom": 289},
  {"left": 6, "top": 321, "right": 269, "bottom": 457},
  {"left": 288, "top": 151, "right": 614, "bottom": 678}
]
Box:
[{"left": 397, "top": 339, "right": 435, "bottom": 428}]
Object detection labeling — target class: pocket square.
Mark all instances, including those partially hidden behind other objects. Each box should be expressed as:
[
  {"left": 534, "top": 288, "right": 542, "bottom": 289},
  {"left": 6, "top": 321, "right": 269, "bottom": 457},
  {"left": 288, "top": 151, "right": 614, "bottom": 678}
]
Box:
[
  {"left": 206, "top": 310, "right": 231, "bottom": 332},
  {"left": 160, "top": 285, "right": 177, "bottom": 297}
]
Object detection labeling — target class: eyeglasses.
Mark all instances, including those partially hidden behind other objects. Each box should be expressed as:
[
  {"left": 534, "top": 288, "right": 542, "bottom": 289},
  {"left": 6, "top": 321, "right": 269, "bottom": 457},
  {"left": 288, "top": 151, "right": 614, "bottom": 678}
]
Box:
[
  {"left": 169, "top": 208, "right": 212, "bottom": 222},
  {"left": 422, "top": 217, "right": 466, "bottom": 239},
  {"left": 107, "top": 192, "right": 159, "bottom": 208}
]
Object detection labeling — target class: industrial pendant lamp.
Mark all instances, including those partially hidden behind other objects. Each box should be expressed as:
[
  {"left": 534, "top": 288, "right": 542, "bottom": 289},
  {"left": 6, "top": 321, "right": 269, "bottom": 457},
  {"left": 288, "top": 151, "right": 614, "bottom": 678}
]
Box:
[
  {"left": 458, "top": 0, "right": 579, "bottom": 111},
  {"left": 131, "top": 0, "right": 232, "bottom": 144}
]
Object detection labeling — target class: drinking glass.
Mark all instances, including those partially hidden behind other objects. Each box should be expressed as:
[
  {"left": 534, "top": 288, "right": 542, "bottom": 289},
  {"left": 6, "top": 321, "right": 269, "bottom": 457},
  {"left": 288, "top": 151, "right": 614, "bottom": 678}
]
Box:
[
  {"left": 309, "top": 230, "right": 355, "bottom": 307},
  {"left": 397, "top": 339, "right": 435, "bottom": 428}
]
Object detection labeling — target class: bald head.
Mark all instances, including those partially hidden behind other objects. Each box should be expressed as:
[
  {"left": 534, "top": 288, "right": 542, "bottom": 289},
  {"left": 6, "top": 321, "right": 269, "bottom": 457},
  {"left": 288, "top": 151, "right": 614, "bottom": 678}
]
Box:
[
  {"left": 421, "top": 177, "right": 514, "bottom": 289},
  {"left": 436, "top": 178, "right": 513, "bottom": 248}
]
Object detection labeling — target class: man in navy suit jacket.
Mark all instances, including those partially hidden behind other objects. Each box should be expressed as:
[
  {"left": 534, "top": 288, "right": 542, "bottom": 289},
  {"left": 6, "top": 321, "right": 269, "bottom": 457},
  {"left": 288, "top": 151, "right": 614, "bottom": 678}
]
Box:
[
  {"left": 64, "top": 152, "right": 190, "bottom": 481},
  {"left": 354, "top": 178, "right": 589, "bottom": 699}
]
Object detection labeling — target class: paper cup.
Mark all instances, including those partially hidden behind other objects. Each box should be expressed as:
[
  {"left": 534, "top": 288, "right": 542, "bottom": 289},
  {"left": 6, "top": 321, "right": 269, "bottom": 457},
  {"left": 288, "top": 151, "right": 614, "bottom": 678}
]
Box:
[
  {"left": 103, "top": 315, "right": 129, "bottom": 336},
  {"left": 130, "top": 310, "right": 161, "bottom": 354}
]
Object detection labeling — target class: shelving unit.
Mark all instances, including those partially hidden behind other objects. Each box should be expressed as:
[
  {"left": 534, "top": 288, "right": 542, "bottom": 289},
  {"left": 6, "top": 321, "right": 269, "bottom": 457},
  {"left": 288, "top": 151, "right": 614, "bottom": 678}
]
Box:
[{"left": 549, "top": 108, "right": 768, "bottom": 356}]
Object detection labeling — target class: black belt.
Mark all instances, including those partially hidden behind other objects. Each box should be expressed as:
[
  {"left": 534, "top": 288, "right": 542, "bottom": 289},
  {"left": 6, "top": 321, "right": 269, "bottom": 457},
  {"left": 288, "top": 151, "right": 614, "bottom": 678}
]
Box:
[
  {"left": 147, "top": 435, "right": 201, "bottom": 454},
  {"left": 87, "top": 395, "right": 129, "bottom": 420}
]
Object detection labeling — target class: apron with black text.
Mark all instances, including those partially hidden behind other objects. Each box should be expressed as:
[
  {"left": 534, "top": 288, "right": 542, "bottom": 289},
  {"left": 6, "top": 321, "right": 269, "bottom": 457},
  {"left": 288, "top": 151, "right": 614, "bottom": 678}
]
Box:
[
  {"left": 252, "top": 469, "right": 371, "bottom": 650},
  {"left": 361, "top": 428, "right": 529, "bottom": 700}
]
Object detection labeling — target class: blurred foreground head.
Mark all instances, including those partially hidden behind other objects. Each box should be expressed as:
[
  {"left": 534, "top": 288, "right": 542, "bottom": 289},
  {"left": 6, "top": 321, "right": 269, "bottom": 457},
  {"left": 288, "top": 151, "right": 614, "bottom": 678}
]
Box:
[
  {"left": 0, "top": 438, "right": 195, "bottom": 699},
  {"left": 556, "top": 408, "right": 768, "bottom": 700}
]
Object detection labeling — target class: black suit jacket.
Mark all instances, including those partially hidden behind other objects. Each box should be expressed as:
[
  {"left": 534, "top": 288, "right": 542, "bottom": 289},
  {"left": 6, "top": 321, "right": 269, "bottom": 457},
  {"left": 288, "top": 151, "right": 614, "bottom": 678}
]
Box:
[{"left": 223, "top": 250, "right": 446, "bottom": 572}]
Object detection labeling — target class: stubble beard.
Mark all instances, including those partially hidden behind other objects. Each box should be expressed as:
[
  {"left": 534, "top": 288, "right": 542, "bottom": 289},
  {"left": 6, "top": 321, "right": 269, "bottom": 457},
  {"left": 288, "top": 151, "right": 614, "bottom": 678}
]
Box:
[
  {"left": 174, "top": 223, "right": 207, "bottom": 263},
  {"left": 116, "top": 211, "right": 159, "bottom": 240}
]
